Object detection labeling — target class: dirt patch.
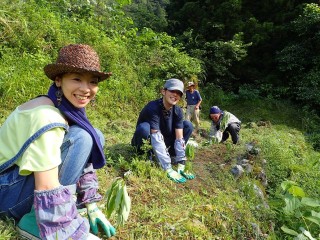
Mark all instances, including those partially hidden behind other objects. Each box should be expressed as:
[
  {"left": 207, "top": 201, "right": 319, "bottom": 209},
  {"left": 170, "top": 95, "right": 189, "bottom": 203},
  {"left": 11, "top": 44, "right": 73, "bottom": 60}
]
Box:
[{"left": 180, "top": 133, "right": 231, "bottom": 195}]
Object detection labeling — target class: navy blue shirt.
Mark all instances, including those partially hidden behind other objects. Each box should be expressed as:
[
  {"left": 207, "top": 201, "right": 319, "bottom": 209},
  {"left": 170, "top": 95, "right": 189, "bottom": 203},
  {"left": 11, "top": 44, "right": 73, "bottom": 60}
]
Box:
[
  {"left": 136, "top": 98, "right": 184, "bottom": 140},
  {"left": 185, "top": 90, "right": 202, "bottom": 105}
]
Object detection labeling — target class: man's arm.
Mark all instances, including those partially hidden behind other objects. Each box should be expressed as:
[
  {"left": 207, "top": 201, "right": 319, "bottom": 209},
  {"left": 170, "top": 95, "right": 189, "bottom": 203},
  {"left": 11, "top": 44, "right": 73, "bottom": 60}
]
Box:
[
  {"left": 195, "top": 91, "right": 202, "bottom": 110},
  {"left": 175, "top": 128, "right": 183, "bottom": 139},
  {"left": 195, "top": 99, "right": 202, "bottom": 110}
]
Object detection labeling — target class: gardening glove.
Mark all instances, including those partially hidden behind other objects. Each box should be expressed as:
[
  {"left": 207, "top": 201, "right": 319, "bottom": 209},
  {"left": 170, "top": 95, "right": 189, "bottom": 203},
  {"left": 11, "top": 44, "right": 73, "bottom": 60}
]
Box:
[
  {"left": 166, "top": 168, "right": 187, "bottom": 183},
  {"left": 86, "top": 203, "right": 116, "bottom": 238},
  {"left": 177, "top": 163, "right": 195, "bottom": 180},
  {"left": 209, "top": 136, "right": 220, "bottom": 144},
  {"left": 210, "top": 130, "right": 223, "bottom": 143}
]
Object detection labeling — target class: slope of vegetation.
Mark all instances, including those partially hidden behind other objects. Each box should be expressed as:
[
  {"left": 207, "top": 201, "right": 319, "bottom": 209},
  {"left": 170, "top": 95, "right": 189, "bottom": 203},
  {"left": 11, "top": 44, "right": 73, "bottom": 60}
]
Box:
[
  {"left": 1, "top": 91, "right": 320, "bottom": 239},
  {"left": 1, "top": 1, "right": 320, "bottom": 239}
]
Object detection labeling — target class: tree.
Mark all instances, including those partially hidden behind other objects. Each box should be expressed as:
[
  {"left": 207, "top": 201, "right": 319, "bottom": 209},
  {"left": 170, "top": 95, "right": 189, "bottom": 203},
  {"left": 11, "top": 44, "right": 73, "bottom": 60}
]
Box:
[
  {"left": 276, "top": 3, "right": 320, "bottom": 110},
  {"left": 123, "top": 0, "right": 169, "bottom": 32},
  {"left": 165, "top": 0, "right": 319, "bottom": 94}
]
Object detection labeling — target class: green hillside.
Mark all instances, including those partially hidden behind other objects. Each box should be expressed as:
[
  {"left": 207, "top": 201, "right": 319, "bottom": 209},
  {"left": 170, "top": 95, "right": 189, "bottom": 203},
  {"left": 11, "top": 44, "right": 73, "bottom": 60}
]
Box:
[
  {"left": 1, "top": 95, "right": 320, "bottom": 239},
  {"left": 1, "top": 1, "right": 320, "bottom": 239}
]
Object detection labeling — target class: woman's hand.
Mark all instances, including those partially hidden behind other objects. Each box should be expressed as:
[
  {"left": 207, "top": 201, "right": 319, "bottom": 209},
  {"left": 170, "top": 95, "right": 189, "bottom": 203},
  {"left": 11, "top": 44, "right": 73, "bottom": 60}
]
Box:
[{"left": 86, "top": 203, "right": 116, "bottom": 238}]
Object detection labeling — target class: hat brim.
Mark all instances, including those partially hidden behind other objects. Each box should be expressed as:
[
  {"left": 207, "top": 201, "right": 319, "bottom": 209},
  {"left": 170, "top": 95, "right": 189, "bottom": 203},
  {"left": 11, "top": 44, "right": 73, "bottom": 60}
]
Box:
[
  {"left": 166, "top": 87, "right": 183, "bottom": 96},
  {"left": 44, "top": 63, "right": 111, "bottom": 81}
]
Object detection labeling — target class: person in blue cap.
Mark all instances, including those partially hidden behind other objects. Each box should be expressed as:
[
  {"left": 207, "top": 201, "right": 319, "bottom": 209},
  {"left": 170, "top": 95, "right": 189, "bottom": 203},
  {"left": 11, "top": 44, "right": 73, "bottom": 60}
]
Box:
[
  {"left": 131, "top": 78, "right": 195, "bottom": 183},
  {"left": 209, "top": 106, "right": 241, "bottom": 144}
]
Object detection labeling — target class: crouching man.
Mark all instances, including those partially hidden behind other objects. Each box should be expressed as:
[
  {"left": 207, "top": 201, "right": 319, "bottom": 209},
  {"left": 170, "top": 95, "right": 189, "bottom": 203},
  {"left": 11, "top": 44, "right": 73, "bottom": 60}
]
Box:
[
  {"left": 131, "top": 78, "right": 195, "bottom": 183},
  {"left": 209, "top": 106, "right": 241, "bottom": 144}
]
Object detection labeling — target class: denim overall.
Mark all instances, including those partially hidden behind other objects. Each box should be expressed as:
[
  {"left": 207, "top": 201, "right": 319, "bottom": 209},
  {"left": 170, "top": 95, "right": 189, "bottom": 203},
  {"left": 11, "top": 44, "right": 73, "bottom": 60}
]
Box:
[{"left": 0, "top": 122, "right": 68, "bottom": 220}]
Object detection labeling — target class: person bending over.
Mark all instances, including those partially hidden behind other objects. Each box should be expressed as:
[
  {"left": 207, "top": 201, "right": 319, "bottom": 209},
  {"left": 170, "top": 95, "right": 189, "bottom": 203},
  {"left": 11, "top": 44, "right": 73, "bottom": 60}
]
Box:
[{"left": 209, "top": 106, "right": 241, "bottom": 144}]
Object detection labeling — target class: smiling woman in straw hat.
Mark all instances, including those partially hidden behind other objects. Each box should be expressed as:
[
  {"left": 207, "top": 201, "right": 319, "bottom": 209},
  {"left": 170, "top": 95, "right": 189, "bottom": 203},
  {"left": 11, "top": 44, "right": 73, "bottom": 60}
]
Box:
[{"left": 0, "top": 44, "right": 115, "bottom": 240}]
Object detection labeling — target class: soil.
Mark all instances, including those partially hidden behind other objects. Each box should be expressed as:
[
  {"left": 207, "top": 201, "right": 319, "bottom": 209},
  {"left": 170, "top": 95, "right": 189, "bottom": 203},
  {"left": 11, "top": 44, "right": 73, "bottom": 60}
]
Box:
[
  {"left": 179, "top": 130, "right": 231, "bottom": 194},
  {"left": 179, "top": 128, "right": 263, "bottom": 195}
]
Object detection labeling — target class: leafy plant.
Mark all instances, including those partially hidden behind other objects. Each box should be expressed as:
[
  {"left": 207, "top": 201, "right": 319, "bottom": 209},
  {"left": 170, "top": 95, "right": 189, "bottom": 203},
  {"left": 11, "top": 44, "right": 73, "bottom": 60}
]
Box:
[
  {"left": 280, "top": 180, "right": 320, "bottom": 240},
  {"left": 105, "top": 178, "right": 131, "bottom": 226},
  {"left": 185, "top": 142, "right": 195, "bottom": 160},
  {"left": 140, "top": 138, "right": 153, "bottom": 155}
]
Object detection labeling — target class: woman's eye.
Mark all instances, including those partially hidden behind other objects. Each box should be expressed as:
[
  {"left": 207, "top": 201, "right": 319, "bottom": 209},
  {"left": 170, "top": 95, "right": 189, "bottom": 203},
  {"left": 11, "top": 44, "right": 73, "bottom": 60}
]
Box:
[{"left": 91, "top": 79, "right": 99, "bottom": 85}]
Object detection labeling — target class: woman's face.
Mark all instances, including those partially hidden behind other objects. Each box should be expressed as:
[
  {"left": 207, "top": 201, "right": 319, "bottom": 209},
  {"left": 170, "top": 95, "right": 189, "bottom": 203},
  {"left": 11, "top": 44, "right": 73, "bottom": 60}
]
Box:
[
  {"left": 162, "top": 89, "right": 182, "bottom": 108},
  {"left": 55, "top": 72, "right": 99, "bottom": 108}
]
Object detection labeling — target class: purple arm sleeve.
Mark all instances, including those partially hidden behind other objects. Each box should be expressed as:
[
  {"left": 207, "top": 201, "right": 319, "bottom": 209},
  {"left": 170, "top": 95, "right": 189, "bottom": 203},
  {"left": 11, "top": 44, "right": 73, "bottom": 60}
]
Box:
[
  {"left": 76, "top": 163, "right": 102, "bottom": 208},
  {"left": 34, "top": 185, "right": 89, "bottom": 240}
]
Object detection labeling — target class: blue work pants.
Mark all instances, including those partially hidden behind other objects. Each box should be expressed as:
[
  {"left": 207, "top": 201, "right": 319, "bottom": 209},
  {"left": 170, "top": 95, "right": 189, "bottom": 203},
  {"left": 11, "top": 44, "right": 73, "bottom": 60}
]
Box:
[{"left": 131, "top": 120, "right": 193, "bottom": 156}]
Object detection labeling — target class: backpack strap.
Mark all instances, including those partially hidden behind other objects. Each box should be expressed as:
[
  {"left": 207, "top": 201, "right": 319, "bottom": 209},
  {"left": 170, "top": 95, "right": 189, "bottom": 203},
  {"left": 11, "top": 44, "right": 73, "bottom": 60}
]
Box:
[{"left": 0, "top": 122, "right": 68, "bottom": 173}]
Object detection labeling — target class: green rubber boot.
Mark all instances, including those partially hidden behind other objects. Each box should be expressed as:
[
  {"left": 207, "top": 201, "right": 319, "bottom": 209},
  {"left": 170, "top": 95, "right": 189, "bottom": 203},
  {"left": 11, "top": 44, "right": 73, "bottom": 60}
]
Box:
[{"left": 16, "top": 206, "right": 40, "bottom": 240}]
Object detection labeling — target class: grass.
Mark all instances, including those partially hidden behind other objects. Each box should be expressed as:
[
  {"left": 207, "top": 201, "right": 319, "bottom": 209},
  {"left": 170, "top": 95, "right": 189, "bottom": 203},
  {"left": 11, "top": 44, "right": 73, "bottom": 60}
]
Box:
[
  {"left": 1, "top": 95, "right": 320, "bottom": 239},
  {"left": 1, "top": 1, "right": 319, "bottom": 238}
]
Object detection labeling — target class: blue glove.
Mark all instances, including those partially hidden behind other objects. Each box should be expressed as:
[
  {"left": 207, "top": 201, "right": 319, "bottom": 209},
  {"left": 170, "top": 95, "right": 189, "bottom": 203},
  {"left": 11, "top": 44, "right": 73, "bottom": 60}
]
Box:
[
  {"left": 166, "top": 168, "right": 187, "bottom": 183},
  {"left": 177, "top": 164, "right": 195, "bottom": 180},
  {"left": 86, "top": 203, "right": 116, "bottom": 238}
]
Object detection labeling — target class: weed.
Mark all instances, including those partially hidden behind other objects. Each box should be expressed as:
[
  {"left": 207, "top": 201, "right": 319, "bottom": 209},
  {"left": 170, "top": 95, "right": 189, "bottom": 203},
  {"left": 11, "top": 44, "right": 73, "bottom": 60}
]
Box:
[{"left": 278, "top": 181, "right": 320, "bottom": 239}]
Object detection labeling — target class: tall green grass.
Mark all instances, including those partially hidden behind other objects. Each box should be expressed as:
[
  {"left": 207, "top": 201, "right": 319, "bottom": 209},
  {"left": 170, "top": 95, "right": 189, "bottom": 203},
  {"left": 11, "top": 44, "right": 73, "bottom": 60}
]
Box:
[{"left": 1, "top": 1, "right": 320, "bottom": 239}]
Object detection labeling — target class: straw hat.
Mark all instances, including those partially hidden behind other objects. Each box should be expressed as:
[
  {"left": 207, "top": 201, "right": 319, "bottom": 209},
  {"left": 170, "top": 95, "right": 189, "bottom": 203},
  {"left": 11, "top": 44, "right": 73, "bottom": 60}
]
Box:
[{"left": 44, "top": 44, "right": 111, "bottom": 81}]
